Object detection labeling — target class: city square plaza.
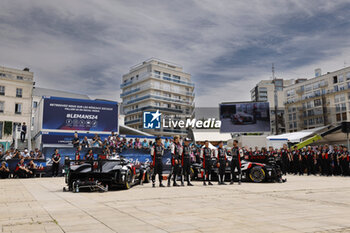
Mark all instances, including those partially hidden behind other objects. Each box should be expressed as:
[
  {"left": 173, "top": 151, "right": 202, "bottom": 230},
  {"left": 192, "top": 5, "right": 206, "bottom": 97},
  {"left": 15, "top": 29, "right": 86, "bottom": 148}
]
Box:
[{"left": 1, "top": 175, "right": 350, "bottom": 233}]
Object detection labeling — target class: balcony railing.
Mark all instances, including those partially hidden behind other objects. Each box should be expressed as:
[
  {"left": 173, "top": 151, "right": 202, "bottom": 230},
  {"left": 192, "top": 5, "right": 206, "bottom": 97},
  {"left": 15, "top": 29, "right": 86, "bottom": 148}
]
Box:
[
  {"left": 125, "top": 94, "right": 193, "bottom": 105},
  {"left": 120, "top": 83, "right": 195, "bottom": 98},
  {"left": 125, "top": 105, "right": 184, "bottom": 115},
  {"left": 120, "top": 72, "right": 195, "bottom": 89}
]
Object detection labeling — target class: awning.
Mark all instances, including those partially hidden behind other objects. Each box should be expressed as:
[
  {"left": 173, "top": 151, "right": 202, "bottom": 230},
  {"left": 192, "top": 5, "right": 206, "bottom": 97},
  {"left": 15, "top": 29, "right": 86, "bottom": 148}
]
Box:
[{"left": 266, "top": 126, "right": 328, "bottom": 143}]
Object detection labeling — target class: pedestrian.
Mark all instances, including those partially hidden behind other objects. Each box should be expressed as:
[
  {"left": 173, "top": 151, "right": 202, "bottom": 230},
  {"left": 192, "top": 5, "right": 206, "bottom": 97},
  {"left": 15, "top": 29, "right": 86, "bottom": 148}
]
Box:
[
  {"left": 230, "top": 140, "right": 241, "bottom": 185},
  {"left": 306, "top": 146, "right": 315, "bottom": 175},
  {"left": 201, "top": 140, "right": 213, "bottom": 185},
  {"left": 291, "top": 146, "right": 299, "bottom": 175},
  {"left": 181, "top": 138, "right": 193, "bottom": 186},
  {"left": 216, "top": 141, "right": 227, "bottom": 185},
  {"left": 280, "top": 144, "right": 290, "bottom": 175},
  {"left": 151, "top": 137, "right": 165, "bottom": 187},
  {"left": 51, "top": 149, "right": 61, "bottom": 177},
  {"left": 168, "top": 135, "right": 182, "bottom": 187},
  {"left": 72, "top": 133, "right": 80, "bottom": 147},
  {"left": 20, "top": 122, "right": 27, "bottom": 142}
]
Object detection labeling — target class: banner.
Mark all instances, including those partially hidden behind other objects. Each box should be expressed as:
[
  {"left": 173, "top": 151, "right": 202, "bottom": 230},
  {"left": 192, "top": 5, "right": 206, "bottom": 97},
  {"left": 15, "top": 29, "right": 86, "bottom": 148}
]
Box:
[{"left": 42, "top": 97, "right": 118, "bottom": 132}]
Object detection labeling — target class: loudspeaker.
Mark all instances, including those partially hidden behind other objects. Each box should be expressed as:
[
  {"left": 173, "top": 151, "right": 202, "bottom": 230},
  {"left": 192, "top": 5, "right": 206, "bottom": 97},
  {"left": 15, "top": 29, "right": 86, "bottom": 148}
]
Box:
[{"left": 341, "top": 122, "right": 350, "bottom": 133}]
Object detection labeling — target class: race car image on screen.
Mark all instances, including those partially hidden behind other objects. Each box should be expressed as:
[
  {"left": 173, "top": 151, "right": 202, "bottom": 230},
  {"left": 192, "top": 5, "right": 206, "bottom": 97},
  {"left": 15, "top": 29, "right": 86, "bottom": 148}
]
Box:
[
  {"left": 231, "top": 112, "right": 256, "bottom": 125},
  {"left": 191, "top": 156, "right": 285, "bottom": 183},
  {"left": 63, "top": 157, "right": 151, "bottom": 192}
]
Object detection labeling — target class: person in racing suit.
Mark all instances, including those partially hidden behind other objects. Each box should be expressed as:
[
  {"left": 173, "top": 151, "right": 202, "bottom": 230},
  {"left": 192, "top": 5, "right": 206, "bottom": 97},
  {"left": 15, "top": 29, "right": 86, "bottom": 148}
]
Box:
[
  {"left": 168, "top": 136, "right": 182, "bottom": 187},
  {"left": 280, "top": 144, "right": 290, "bottom": 175},
  {"left": 201, "top": 140, "right": 213, "bottom": 185},
  {"left": 291, "top": 146, "right": 300, "bottom": 175},
  {"left": 306, "top": 146, "right": 315, "bottom": 175},
  {"left": 181, "top": 138, "right": 193, "bottom": 186},
  {"left": 216, "top": 141, "right": 227, "bottom": 185},
  {"left": 230, "top": 140, "right": 241, "bottom": 185},
  {"left": 151, "top": 137, "right": 165, "bottom": 187}
]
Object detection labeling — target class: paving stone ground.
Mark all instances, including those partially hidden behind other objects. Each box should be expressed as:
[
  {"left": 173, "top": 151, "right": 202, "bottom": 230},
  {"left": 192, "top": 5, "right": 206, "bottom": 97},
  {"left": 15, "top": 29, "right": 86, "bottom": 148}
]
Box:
[{"left": 1, "top": 175, "right": 350, "bottom": 233}]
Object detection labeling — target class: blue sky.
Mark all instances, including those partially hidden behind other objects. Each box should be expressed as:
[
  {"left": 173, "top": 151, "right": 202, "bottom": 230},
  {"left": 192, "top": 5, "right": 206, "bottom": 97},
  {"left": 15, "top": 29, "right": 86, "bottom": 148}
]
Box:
[{"left": 0, "top": 0, "right": 349, "bottom": 106}]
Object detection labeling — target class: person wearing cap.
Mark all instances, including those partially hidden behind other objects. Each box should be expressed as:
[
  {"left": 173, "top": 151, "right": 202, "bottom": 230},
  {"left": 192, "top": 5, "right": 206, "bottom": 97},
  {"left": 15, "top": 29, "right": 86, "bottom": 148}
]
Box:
[
  {"left": 229, "top": 140, "right": 242, "bottom": 185},
  {"left": 201, "top": 140, "right": 213, "bottom": 185},
  {"left": 150, "top": 137, "right": 165, "bottom": 187},
  {"left": 22, "top": 149, "right": 30, "bottom": 159},
  {"left": 181, "top": 138, "right": 193, "bottom": 186},
  {"left": 168, "top": 135, "right": 182, "bottom": 187},
  {"left": 216, "top": 141, "right": 228, "bottom": 185}
]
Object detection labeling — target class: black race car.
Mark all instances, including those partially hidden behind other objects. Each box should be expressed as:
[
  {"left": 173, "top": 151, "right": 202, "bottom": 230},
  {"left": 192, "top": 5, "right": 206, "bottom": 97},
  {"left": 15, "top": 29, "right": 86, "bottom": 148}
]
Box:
[
  {"left": 63, "top": 157, "right": 151, "bottom": 192},
  {"left": 191, "top": 156, "right": 285, "bottom": 183}
]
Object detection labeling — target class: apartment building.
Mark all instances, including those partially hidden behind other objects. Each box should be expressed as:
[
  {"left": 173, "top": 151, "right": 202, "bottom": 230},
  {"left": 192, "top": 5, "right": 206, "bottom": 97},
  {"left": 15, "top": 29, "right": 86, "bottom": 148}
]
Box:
[
  {"left": 284, "top": 67, "right": 350, "bottom": 132},
  {"left": 120, "top": 59, "right": 195, "bottom": 136},
  {"left": 250, "top": 79, "right": 294, "bottom": 134},
  {"left": 0, "top": 66, "right": 34, "bottom": 148}
]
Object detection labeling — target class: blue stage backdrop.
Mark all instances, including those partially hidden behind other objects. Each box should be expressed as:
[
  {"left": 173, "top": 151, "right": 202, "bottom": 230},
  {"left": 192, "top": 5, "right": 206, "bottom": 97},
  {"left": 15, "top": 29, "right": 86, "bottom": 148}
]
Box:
[
  {"left": 3, "top": 148, "right": 172, "bottom": 175},
  {"left": 42, "top": 97, "right": 118, "bottom": 132}
]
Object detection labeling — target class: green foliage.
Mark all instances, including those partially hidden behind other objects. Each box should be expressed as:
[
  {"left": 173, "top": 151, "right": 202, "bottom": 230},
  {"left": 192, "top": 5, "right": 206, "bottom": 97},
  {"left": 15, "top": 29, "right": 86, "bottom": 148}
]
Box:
[{"left": 4, "top": 121, "right": 12, "bottom": 135}]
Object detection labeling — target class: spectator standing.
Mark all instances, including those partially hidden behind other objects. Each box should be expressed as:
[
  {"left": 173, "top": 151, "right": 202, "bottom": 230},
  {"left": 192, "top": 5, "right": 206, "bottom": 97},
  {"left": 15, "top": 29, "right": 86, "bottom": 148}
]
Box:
[
  {"left": 21, "top": 122, "right": 27, "bottom": 142},
  {"left": 51, "top": 149, "right": 61, "bottom": 177},
  {"left": 81, "top": 136, "right": 90, "bottom": 148},
  {"left": 142, "top": 139, "right": 149, "bottom": 149},
  {"left": 72, "top": 133, "right": 80, "bottom": 147},
  {"left": 164, "top": 138, "right": 170, "bottom": 149}
]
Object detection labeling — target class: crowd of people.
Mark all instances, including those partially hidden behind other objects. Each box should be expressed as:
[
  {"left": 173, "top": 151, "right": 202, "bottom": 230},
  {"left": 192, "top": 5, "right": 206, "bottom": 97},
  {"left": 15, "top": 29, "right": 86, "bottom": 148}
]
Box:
[
  {"left": 71, "top": 132, "right": 171, "bottom": 153},
  {"left": 242, "top": 144, "right": 350, "bottom": 177},
  {"left": 0, "top": 147, "right": 45, "bottom": 160}
]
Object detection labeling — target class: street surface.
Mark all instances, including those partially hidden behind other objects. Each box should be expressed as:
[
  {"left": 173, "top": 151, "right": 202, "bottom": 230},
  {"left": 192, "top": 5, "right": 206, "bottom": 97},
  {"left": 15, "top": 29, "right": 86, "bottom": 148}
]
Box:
[{"left": 1, "top": 175, "right": 350, "bottom": 233}]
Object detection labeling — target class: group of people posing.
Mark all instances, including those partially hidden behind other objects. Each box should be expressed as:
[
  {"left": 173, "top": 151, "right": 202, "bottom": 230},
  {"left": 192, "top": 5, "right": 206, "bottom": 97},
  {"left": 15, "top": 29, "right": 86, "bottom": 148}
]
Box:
[
  {"left": 243, "top": 144, "right": 350, "bottom": 176},
  {"left": 151, "top": 136, "right": 242, "bottom": 187}
]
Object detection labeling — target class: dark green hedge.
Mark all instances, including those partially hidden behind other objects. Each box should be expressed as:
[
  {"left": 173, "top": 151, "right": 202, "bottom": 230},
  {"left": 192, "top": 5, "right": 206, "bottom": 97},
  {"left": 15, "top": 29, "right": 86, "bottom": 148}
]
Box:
[{"left": 4, "top": 121, "right": 12, "bottom": 135}]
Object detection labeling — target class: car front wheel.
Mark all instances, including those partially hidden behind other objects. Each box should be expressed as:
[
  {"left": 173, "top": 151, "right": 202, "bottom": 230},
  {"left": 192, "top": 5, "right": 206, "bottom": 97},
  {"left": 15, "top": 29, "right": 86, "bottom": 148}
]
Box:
[{"left": 249, "top": 166, "right": 265, "bottom": 183}]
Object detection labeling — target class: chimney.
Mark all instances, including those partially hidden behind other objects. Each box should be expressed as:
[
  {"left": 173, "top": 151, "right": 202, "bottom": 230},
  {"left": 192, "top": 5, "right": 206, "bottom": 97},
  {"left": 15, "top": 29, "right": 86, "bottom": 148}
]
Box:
[{"left": 23, "top": 67, "right": 30, "bottom": 72}]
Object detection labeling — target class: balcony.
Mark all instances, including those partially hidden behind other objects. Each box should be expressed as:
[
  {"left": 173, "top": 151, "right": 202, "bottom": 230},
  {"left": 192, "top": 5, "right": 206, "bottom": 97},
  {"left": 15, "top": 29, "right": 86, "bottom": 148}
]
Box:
[
  {"left": 125, "top": 105, "right": 185, "bottom": 115},
  {"left": 120, "top": 72, "right": 195, "bottom": 89},
  {"left": 120, "top": 83, "right": 195, "bottom": 99},
  {"left": 125, "top": 94, "right": 193, "bottom": 106}
]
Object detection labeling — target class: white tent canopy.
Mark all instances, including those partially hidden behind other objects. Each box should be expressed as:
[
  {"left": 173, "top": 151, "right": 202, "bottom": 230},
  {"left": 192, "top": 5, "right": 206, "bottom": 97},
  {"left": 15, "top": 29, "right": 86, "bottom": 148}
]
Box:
[
  {"left": 266, "top": 126, "right": 327, "bottom": 143},
  {"left": 192, "top": 131, "right": 232, "bottom": 142}
]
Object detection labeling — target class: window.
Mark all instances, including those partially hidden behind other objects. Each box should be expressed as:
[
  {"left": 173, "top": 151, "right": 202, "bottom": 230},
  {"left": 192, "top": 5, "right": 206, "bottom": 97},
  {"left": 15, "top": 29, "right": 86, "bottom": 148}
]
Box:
[
  {"left": 304, "top": 120, "right": 307, "bottom": 126},
  {"left": 17, "top": 76, "right": 23, "bottom": 80},
  {"left": 314, "top": 99, "right": 322, "bottom": 107},
  {"left": 336, "top": 113, "right": 347, "bottom": 122},
  {"left": 288, "top": 114, "right": 292, "bottom": 121},
  {"left": 0, "top": 73, "right": 6, "bottom": 77},
  {"left": 173, "top": 75, "right": 180, "bottom": 80},
  {"left": 33, "top": 101, "right": 38, "bottom": 108},
  {"left": 335, "top": 94, "right": 345, "bottom": 103},
  {"left": 334, "top": 85, "right": 339, "bottom": 92},
  {"left": 305, "top": 84, "right": 312, "bottom": 92},
  {"left": 15, "top": 103, "right": 22, "bottom": 114},
  {"left": 0, "top": 101, "right": 4, "bottom": 113},
  {"left": 154, "top": 70, "right": 161, "bottom": 78},
  {"left": 338, "top": 74, "right": 344, "bottom": 83},
  {"left": 339, "top": 84, "right": 345, "bottom": 91},
  {"left": 293, "top": 122, "right": 297, "bottom": 128},
  {"left": 347, "top": 72, "right": 350, "bottom": 80},
  {"left": 333, "top": 76, "right": 338, "bottom": 84},
  {"left": 16, "top": 88, "right": 22, "bottom": 97},
  {"left": 0, "top": 86, "right": 4, "bottom": 95}
]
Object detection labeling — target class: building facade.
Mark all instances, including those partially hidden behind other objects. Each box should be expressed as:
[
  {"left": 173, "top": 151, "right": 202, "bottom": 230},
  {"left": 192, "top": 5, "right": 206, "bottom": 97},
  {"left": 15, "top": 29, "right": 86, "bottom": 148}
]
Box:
[
  {"left": 0, "top": 66, "right": 34, "bottom": 148},
  {"left": 121, "top": 59, "right": 195, "bottom": 136},
  {"left": 284, "top": 67, "right": 350, "bottom": 132},
  {"left": 250, "top": 79, "right": 294, "bottom": 134}
]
